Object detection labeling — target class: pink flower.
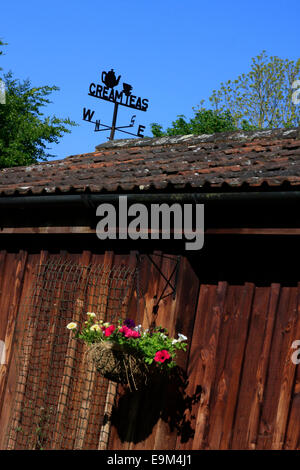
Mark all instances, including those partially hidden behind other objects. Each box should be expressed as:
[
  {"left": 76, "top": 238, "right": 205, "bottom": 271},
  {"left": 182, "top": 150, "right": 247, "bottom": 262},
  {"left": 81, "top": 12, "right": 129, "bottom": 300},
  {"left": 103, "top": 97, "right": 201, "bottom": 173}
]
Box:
[
  {"left": 119, "top": 325, "right": 129, "bottom": 335},
  {"left": 104, "top": 325, "right": 115, "bottom": 337},
  {"left": 130, "top": 330, "right": 141, "bottom": 338},
  {"left": 119, "top": 325, "right": 140, "bottom": 338},
  {"left": 154, "top": 350, "right": 171, "bottom": 363},
  {"left": 124, "top": 328, "right": 133, "bottom": 338}
]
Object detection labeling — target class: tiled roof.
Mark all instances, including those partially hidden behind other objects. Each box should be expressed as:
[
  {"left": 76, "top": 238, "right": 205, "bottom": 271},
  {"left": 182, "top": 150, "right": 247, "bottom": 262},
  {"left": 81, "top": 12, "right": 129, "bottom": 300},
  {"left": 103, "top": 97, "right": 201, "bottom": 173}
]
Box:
[{"left": 0, "top": 128, "right": 300, "bottom": 196}]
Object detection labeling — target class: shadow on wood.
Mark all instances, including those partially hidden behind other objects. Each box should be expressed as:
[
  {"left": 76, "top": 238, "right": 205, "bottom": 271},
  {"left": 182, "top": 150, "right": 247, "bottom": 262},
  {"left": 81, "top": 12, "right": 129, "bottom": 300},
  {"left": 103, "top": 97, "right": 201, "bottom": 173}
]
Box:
[{"left": 110, "top": 367, "right": 202, "bottom": 444}]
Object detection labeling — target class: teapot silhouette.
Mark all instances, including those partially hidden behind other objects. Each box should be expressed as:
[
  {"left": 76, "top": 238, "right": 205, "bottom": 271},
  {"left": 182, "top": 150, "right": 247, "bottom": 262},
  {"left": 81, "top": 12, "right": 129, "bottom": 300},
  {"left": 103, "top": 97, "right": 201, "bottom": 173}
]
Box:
[{"left": 101, "top": 69, "right": 121, "bottom": 89}]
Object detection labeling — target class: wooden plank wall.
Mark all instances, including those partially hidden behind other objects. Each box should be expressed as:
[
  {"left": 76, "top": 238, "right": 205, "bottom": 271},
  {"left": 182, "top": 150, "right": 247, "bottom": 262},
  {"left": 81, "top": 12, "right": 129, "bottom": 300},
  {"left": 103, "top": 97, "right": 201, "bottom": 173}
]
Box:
[{"left": 0, "top": 249, "right": 299, "bottom": 450}]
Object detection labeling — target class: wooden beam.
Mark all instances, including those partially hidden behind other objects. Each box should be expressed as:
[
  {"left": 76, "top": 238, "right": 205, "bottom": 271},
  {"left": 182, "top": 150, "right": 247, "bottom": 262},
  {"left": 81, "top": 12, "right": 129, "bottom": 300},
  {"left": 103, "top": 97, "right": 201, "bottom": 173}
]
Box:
[
  {"left": 206, "top": 228, "right": 300, "bottom": 235},
  {"left": 2, "top": 226, "right": 300, "bottom": 236}
]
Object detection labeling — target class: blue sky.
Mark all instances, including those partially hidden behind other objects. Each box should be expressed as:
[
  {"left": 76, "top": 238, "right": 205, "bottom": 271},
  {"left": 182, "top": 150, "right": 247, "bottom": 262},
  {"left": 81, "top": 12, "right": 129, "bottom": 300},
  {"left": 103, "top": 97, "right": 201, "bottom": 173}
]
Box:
[{"left": 1, "top": 0, "right": 299, "bottom": 160}]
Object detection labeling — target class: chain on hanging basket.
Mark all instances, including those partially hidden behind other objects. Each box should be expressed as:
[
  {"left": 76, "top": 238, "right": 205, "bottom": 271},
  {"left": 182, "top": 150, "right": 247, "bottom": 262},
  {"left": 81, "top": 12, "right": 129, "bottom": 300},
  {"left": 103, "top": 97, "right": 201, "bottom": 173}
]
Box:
[{"left": 66, "top": 315, "right": 188, "bottom": 391}]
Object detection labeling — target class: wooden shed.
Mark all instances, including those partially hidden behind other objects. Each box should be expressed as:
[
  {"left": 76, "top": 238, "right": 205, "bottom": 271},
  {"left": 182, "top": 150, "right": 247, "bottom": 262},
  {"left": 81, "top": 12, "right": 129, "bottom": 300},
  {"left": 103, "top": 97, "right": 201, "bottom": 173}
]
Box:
[{"left": 0, "top": 128, "right": 299, "bottom": 450}]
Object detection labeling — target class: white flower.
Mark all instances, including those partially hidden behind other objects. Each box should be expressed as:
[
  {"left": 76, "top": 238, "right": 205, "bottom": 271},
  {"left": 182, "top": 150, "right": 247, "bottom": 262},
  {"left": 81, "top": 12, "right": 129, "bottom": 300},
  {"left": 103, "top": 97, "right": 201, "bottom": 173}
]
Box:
[
  {"left": 178, "top": 333, "right": 187, "bottom": 342},
  {"left": 160, "top": 333, "right": 167, "bottom": 339},
  {"left": 90, "top": 324, "right": 101, "bottom": 332},
  {"left": 87, "top": 312, "right": 96, "bottom": 317},
  {"left": 66, "top": 322, "right": 77, "bottom": 330},
  {"left": 134, "top": 324, "right": 142, "bottom": 332},
  {"left": 172, "top": 339, "right": 179, "bottom": 344},
  {"left": 103, "top": 322, "right": 110, "bottom": 328}
]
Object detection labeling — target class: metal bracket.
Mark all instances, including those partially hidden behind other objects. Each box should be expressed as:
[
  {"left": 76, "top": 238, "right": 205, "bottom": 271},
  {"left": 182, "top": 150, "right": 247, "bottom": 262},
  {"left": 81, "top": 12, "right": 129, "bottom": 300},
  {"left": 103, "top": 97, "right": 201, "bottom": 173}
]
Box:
[{"left": 146, "top": 254, "right": 181, "bottom": 314}]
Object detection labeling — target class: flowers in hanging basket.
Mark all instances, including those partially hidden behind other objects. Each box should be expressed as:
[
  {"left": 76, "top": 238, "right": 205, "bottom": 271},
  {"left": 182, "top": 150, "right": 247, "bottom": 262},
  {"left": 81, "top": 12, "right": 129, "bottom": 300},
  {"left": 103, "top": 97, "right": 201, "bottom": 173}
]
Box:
[
  {"left": 123, "top": 318, "right": 136, "bottom": 328},
  {"left": 154, "top": 350, "right": 171, "bottom": 363},
  {"left": 66, "top": 313, "right": 188, "bottom": 390}
]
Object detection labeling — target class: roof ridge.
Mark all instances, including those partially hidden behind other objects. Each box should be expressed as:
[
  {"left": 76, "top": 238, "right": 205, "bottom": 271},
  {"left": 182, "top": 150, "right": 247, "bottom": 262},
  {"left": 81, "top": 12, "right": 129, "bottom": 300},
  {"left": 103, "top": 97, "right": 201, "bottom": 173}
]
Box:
[{"left": 95, "top": 127, "right": 300, "bottom": 150}]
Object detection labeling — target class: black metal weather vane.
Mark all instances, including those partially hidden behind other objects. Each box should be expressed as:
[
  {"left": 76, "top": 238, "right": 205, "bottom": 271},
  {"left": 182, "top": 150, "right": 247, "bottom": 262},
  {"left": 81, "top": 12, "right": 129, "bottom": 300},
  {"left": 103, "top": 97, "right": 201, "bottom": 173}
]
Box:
[{"left": 83, "top": 68, "right": 148, "bottom": 140}]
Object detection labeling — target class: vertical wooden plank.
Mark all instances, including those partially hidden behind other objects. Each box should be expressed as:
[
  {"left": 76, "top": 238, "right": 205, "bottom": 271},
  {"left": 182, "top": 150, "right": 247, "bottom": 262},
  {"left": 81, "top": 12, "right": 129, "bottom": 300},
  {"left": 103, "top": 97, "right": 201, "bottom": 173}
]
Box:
[
  {"left": 152, "top": 255, "right": 200, "bottom": 451},
  {"left": 0, "top": 252, "right": 48, "bottom": 449},
  {"left": 0, "top": 251, "right": 28, "bottom": 447},
  {"left": 97, "top": 251, "right": 137, "bottom": 450},
  {"left": 109, "top": 252, "right": 162, "bottom": 450},
  {"left": 29, "top": 252, "right": 70, "bottom": 449},
  {"left": 115, "top": 254, "right": 199, "bottom": 451},
  {"left": 61, "top": 254, "right": 105, "bottom": 449},
  {"left": 0, "top": 252, "right": 19, "bottom": 415},
  {"left": 137, "top": 251, "right": 164, "bottom": 332},
  {"left": 178, "top": 281, "right": 227, "bottom": 450},
  {"left": 283, "top": 360, "right": 300, "bottom": 449},
  {"left": 204, "top": 283, "right": 255, "bottom": 449},
  {"left": 152, "top": 254, "right": 183, "bottom": 451},
  {"left": 256, "top": 287, "right": 298, "bottom": 449},
  {"left": 284, "top": 283, "right": 300, "bottom": 450},
  {"left": 50, "top": 251, "right": 91, "bottom": 449},
  {"left": 0, "top": 252, "right": 30, "bottom": 449},
  {"left": 285, "top": 371, "right": 300, "bottom": 450},
  {"left": 231, "top": 284, "right": 280, "bottom": 449},
  {"left": 73, "top": 251, "right": 114, "bottom": 449},
  {"left": 173, "top": 255, "right": 200, "bottom": 371},
  {"left": 271, "top": 286, "right": 299, "bottom": 449},
  {"left": 98, "top": 381, "right": 118, "bottom": 450},
  {"left": 175, "top": 282, "right": 210, "bottom": 450},
  {"left": 0, "top": 251, "right": 8, "bottom": 342},
  {"left": 109, "top": 251, "right": 164, "bottom": 451},
  {"left": 127, "top": 253, "right": 177, "bottom": 451}
]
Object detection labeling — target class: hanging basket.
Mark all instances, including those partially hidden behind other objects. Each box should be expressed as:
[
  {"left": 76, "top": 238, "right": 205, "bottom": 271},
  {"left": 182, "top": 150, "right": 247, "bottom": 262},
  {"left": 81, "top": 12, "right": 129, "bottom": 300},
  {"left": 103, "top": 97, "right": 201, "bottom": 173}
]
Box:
[{"left": 85, "top": 341, "right": 155, "bottom": 391}]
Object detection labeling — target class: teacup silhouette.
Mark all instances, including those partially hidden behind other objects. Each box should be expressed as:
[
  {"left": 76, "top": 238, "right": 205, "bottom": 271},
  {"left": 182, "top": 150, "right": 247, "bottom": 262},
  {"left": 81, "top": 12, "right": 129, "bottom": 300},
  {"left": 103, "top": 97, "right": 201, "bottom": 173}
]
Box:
[{"left": 123, "top": 83, "right": 133, "bottom": 97}]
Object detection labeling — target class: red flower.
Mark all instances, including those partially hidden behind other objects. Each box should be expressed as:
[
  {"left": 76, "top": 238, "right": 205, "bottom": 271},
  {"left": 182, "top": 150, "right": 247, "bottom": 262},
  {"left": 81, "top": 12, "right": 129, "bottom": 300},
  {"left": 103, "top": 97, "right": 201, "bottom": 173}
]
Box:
[
  {"left": 104, "top": 325, "right": 115, "bottom": 337},
  {"left": 154, "top": 350, "right": 171, "bottom": 363},
  {"left": 124, "top": 328, "right": 133, "bottom": 338},
  {"left": 119, "top": 325, "right": 130, "bottom": 336},
  {"left": 130, "top": 330, "right": 141, "bottom": 338},
  {"left": 119, "top": 325, "right": 140, "bottom": 338}
]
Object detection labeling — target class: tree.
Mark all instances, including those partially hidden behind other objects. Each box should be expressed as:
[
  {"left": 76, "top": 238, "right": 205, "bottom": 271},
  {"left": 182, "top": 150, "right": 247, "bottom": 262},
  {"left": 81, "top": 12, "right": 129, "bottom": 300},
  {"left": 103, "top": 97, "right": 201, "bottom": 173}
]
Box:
[
  {"left": 209, "top": 51, "right": 300, "bottom": 129},
  {"left": 151, "top": 52, "right": 300, "bottom": 138},
  {"left": 0, "top": 39, "right": 6, "bottom": 71},
  {"left": 0, "top": 41, "right": 76, "bottom": 168},
  {"left": 151, "top": 107, "right": 237, "bottom": 137},
  {"left": 0, "top": 40, "right": 5, "bottom": 106}
]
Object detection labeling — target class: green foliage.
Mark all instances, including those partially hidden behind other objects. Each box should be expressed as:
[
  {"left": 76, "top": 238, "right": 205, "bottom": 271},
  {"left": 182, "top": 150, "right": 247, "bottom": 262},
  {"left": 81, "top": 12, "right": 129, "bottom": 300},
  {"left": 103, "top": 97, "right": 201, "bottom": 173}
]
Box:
[
  {"left": 0, "top": 39, "right": 7, "bottom": 72},
  {"left": 151, "top": 107, "right": 236, "bottom": 137},
  {"left": 209, "top": 51, "right": 300, "bottom": 129},
  {"left": 0, "top": 39, "right": 76, "bottom": 168},
  {"left": 0, "top": 72, "right": 76, "bottom": 168},
  {"left": 137, "top": 328, "right": 186, "bottom": 369},
  {"left": 152, "top": 52, "right": 300, "bottom": 137},
  {"left": 68, "top": 314, "right": 188, "bottom": 371}
]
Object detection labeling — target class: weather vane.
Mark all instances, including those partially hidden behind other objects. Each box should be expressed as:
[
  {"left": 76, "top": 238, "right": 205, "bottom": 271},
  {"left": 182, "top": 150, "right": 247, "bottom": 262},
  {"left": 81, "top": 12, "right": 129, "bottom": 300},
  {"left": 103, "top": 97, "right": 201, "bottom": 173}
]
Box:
[{"left": 83, "top": 68, "right": 149, "bottom": 140}]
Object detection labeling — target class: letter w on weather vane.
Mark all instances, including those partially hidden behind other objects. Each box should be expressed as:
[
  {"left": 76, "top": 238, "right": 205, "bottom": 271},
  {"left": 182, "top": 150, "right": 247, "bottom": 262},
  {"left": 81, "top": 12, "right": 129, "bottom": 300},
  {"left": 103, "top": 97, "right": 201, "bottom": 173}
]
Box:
[{"left": 83, "top": 68, "right": 149, "bottom": 141}]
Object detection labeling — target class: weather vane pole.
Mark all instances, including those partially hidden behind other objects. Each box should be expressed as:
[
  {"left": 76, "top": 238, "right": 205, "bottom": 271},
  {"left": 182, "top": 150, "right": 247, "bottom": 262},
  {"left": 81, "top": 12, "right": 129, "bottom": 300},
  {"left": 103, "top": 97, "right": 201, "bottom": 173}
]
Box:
[
  {"left": 110, "top": 102, "right": 119, "bottom": 140},
  {"left": 82, "top": 68, "right": 149, "bottom": 141}
]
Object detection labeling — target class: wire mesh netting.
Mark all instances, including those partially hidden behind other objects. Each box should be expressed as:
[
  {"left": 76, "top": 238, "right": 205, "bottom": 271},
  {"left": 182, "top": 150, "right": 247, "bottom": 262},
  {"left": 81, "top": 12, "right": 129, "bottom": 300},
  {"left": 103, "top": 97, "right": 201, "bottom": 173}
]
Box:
[{"left": 6, "top": 258, "right": 136, "bottom": 450}]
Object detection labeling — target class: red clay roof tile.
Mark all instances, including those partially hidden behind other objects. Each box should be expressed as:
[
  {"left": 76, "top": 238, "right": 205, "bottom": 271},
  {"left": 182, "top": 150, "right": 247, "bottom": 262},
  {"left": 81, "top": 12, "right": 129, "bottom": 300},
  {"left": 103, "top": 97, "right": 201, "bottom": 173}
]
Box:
[{"left": 0, "top": 128, "right": 300, "bottom": 196}]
